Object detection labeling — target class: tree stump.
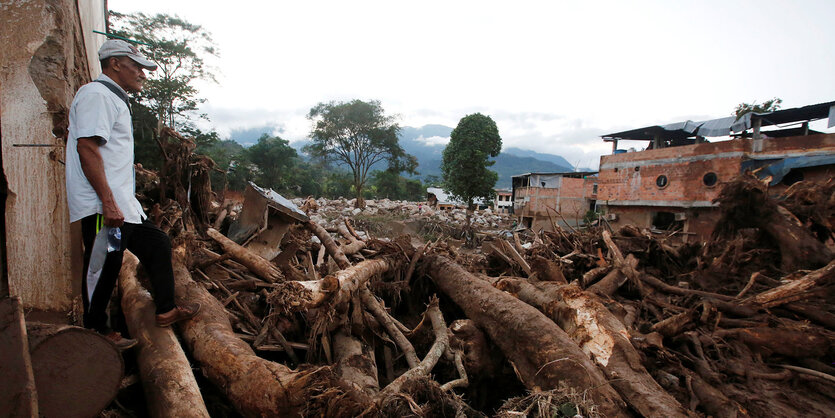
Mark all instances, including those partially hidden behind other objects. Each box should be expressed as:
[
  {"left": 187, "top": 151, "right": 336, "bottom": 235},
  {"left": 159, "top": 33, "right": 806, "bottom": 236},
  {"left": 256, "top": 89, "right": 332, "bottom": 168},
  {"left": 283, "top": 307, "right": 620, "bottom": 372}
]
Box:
[{"left": 26, "top": 323, "right": 123, "bottom": 418}]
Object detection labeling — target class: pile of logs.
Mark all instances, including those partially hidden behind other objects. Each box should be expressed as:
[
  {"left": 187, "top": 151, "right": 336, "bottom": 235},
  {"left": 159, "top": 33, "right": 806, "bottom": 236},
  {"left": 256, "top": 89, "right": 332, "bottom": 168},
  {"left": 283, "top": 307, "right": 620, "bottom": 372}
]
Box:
[{"left": 115, "top": 169, "right": 834, "bottom": 417}]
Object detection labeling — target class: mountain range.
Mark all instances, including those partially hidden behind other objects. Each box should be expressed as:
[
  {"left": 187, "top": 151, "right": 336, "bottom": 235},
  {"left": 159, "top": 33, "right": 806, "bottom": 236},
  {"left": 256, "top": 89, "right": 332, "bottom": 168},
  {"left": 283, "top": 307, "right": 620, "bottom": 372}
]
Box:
[{"left": 228, "top": 124, "right": 581, "bottom": 188}]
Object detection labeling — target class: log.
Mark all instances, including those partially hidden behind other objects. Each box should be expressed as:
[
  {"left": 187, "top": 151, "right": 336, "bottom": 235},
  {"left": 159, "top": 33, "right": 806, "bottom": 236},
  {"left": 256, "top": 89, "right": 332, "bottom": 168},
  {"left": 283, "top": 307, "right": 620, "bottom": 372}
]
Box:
[
  {"left": 742, "top": 259, "right": 835, "bottom": 308},
  {"left": 580, "top": 265, "right": 610, "bottom": 287},
  {"left": 682, "top": 368, "right": 749, "bottom": 418},
  {"left": 206, "top": 228, "right": 282, "bottom": 282},
  {"left": 448, "top": 319, "right": 499, "bottom": 379},
  {"left": 379, "top": 298, "right": 449, "bottom": 397},
  {"left": 26, "top": 323, "right": 123, "bottom": 418},
  {"left": 500, "top": 239, "right": 532, "bottom": 276},
  {"left": 337, "top": 223, "right": 366, "bottom": 256},
  {"left": 359, "top": 287, "right": 420, "bottom": 368},
  {"left": 333, "top": 327, "right": 379, "bottom": 399},
  {"left": 0, "top": 296, "right": 38, "bottom": 417},
  {"left": 496, "top": 278, "right": 691, "bottom": 418},
  {"left": 270, "top": 257, "right": 402, "bottom": 312},
  {"left": 118, "top": 251, "right": 210, "bottom": 418},
  {"left": 171, "top": 248, "right": 351, "bottom": 416},
  {"left": 713, "top": 327, "right": 832, "bottom": 358},
  {"left": 588, "top": 254, "right": 638, "bottom": 297},
  {"left": 424, "top": 255, "right": 627, "bottom": 416},
  {"left": 307, "top": 220, "right": 352, "bottom": 269},
  {"left": 528, "top": 255, "right": 567, "bottom": 284}
]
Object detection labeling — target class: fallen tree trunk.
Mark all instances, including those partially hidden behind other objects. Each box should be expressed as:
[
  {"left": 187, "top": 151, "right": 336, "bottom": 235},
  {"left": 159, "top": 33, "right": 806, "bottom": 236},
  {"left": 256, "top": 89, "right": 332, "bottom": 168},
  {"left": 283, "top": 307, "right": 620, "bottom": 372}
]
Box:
[
  {"left": 206, "top": 228, "right": 282, "bottom": 282},
  {"left": 496, "top": 278, "right": 691, "bottom": 418},
  {"left": 359, "top": 287, "right": 420, "bottom": 368},
  {"left": 713, "top": 327, "right": 832, "bottom": 358},
  {"left": 26, "top": 323, "right": 123, "bottom": 418},
  {"left": 742, "top": 259, "right": 835, "bottom": 308},
  {"left": 171, "top": 247, "right": 352, "bottom": 416},
  {"left": 119, "top": 251, "right": 209, "bottom": 418},
  {"left": 333, "top": 326, "right": 379, "bottom": 399},
  {"left": 337, "top": 223, "right": 366, "bottom": 256},
  {"left": 423, "top": 255, "right": 627, "bottom": 416},
  {"left": 269, "top": 257, "right": 402, "bottom": 312},
  {"left": 379, "top": 298, "right": 448, "bottom": 397},
  {"left": 529, "top": 255, "right": 567, "bottom": 284},
  {"left": 307, "top": 220, "right": 352, "bottom": 269},
  {"left": 0, "top": 296, "right": 38, "bottom": 417}
]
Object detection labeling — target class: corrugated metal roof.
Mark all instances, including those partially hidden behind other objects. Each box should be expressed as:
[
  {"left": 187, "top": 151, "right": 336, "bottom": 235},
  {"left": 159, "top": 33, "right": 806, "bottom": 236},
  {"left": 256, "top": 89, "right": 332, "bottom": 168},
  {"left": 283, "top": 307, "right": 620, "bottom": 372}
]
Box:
[{"left": 602, "top": 100, "right": 835, "bottom": 141}]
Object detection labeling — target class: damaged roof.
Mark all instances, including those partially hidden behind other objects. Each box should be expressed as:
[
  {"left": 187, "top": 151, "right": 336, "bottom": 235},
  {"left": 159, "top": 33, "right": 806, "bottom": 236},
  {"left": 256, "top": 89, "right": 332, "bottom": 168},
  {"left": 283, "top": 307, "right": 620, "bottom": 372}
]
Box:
[{"left": 602, "top": 100, "right": 835, "bottom": 141}]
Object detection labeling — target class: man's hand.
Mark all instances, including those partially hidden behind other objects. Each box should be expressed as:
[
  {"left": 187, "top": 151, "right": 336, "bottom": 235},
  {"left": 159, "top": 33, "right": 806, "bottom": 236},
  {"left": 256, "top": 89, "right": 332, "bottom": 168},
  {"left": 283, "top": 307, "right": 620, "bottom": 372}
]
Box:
[
  {"left": 101, "top": 200, "right": 124, "bottom": 227},
  {"left": 78, "top": 137, "right": 124, "bottom": 227}
]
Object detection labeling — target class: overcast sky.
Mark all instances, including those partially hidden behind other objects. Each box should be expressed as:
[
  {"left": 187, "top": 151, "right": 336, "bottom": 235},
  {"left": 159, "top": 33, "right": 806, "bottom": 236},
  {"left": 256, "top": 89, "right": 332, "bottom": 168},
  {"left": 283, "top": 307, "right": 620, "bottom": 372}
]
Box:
[{"left": 109, "top": 0, "right": 835, "bottom": 169}]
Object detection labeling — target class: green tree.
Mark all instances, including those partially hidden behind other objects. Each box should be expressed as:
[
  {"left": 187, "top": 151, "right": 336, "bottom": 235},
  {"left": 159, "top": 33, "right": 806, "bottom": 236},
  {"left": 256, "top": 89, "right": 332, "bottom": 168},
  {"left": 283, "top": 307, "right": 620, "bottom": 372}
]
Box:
[
  {"left": 244, "top": 134, "right": 300, "bottom": 193},
  {"left": 734, "top": 97, "right": 782, "bottom": 120},
  {"left": 196, "top": 139, "right": 246, "bottom": 191},
  {"left": 441, "top": 113, "right": 502, "bottom": 221},
  {"left": 109, "top": 11, "right": 218, "bottom": 130},
  {"left": 305, "top": 100, "right": 415, "bottom": 208}
]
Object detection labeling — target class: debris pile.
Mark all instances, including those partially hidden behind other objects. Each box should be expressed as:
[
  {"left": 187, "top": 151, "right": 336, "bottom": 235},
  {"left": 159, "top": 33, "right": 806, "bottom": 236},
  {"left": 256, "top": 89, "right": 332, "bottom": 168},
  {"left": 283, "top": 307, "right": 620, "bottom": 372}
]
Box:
[
  {"left": 113, "top": 134, "right": 833, "bottom": 417},
  {"left": 294, "top": 197, "right": 512, "bottom": 230}
]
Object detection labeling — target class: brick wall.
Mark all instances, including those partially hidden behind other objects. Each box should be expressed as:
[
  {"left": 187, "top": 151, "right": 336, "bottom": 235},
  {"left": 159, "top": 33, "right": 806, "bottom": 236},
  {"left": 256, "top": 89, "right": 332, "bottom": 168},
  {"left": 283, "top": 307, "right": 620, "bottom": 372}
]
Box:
[{"left": 597, "top": 133, "right": 835, "bottom": 242}]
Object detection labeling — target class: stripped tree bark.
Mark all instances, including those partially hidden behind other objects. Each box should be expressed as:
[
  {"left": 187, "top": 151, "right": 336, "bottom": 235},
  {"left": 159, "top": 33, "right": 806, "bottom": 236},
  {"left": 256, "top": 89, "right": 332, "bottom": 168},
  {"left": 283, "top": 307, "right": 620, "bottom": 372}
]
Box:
[
  {"left": 495, "top": 278, "right": 691, "bottom": 417},
  {"left": 423, "top": 255, "right": 628, "bottom": 416},
  {"left": 206, "top": 228, "right": 282, "bottom": 283},
  {"left": 742, "top": 259, "right": 835, "bottom": 308},
  {"left": 269, "top": 257, "right": 403, "bottom": 313},
  {"left": 119, "top": 251, "right": 209, "bottom": 418}
]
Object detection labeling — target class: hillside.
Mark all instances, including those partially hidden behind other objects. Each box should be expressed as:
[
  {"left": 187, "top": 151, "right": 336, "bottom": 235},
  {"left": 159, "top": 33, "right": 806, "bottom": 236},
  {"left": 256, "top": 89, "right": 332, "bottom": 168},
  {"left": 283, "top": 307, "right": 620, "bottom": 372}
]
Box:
[
  {"left": 232, "top": 124, "right": 576, "bottom": 187},
  {"left": 398, "top": 125, "right": 575, "bottom": 188}
]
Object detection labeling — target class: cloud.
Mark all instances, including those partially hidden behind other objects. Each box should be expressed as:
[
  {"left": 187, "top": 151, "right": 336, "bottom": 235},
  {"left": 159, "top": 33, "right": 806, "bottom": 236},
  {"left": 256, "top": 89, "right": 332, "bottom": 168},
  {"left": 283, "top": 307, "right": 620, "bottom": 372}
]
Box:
[
  {"left": 416, "top": 135, "right": 450, "bottom": 146},
  {"left": 200, "top": 104, "right": 310, "bottom": 141}
]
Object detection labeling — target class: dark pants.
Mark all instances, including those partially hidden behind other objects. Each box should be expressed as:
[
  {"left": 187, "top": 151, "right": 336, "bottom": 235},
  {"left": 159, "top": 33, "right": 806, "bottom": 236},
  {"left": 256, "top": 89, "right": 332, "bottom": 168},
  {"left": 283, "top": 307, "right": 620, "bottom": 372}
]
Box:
[{"left": 81, "top": 215, "right": 176, "bottom": 333}]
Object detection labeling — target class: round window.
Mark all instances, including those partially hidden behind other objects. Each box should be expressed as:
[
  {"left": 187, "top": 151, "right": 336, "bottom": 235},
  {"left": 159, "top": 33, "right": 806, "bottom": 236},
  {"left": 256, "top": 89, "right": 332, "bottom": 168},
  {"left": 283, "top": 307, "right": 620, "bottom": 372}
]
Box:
[
  {"left": 703, "top": 172, "right": 718, "bottom": 187},
  {"left": 656, "top": 175, "right": 669, "bottom": 188}
]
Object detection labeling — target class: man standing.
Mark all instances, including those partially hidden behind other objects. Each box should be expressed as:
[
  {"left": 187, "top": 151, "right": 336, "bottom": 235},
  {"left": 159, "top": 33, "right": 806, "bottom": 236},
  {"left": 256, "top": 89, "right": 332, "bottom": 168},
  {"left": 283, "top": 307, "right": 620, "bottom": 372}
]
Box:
[{"left": 66, "top": 39, "right": 199, "bottom": 349}]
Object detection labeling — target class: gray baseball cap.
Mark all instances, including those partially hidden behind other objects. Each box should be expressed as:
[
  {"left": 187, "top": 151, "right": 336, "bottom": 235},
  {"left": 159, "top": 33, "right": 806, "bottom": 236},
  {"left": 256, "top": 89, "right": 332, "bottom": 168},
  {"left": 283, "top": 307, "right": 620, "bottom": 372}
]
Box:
[{"left": 98, "top": 39, "right": 158, "bottom": 71}]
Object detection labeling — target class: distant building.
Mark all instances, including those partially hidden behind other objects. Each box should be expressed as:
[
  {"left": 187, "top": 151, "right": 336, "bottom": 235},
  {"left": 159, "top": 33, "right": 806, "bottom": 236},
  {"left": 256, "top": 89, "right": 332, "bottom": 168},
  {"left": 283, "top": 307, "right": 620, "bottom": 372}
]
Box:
[
  {"left": 494, "top": 188, "right": 512, "bottom": 213},
  {"left": 426, "top": 187, "right": 459, "bottom": 211},
  {"left": 426, "top": 187, "right": 490, "bottom": 211},
  {"left": 597, "top": 100, "right": 835, "bottom": 242},
  {"left": 511, "top": 172, "right": 598, "bottom": 231}
]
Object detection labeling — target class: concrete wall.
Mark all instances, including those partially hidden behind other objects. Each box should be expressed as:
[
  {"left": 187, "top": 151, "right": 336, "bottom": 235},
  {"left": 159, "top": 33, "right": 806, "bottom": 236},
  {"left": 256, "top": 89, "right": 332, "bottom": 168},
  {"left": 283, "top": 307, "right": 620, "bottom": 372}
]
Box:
[{"left": 0, "top": 0, "right": 102, "bottom": 312}]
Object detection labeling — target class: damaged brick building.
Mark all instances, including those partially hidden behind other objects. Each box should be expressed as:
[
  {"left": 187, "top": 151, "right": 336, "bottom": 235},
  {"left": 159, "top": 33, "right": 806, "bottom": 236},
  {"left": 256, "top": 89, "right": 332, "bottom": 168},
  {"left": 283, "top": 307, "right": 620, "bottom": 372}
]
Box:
[
  {"left": 511, "top": 171, "right": 598, "bottom": 231},
  {"left": 596, "top": 101, "right": 835, "bottom": 242}
]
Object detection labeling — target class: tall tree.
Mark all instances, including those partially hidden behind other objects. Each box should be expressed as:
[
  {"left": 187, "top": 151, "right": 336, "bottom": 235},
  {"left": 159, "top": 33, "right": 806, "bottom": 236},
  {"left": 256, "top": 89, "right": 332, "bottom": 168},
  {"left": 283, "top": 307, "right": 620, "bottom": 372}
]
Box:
[
  {"left": 734, "top": 97, "right": 782, "bottom": 120},
  {"left": 109, "top": 12, "right": 218, "bottom": 131},
  {"left": 441, "top": 113, "right": 502, "bottom": 219},
  {"left": 244, "top": 134, "right": 299, "bottom": 193},
  {"left": 305, "top": 100, "right": 415, "bottom": 208}
]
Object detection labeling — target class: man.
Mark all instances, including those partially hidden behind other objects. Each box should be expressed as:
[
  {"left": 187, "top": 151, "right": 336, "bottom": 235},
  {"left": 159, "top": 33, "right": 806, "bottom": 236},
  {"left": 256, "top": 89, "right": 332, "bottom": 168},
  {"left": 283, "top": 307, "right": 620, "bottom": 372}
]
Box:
[{"left": 66, "top": 39, "right": 199, "bottom": 349}]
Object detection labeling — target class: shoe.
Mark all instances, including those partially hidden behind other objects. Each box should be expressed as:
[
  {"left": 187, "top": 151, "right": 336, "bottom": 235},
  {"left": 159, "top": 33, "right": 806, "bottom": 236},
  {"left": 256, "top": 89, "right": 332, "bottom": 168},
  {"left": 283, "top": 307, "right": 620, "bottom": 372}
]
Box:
[
  {"left": 105, "top": 332, "right": 138, "bottom": 350},
  {"left": 155, "top": 303, "right": 201, "bottom": 327}
]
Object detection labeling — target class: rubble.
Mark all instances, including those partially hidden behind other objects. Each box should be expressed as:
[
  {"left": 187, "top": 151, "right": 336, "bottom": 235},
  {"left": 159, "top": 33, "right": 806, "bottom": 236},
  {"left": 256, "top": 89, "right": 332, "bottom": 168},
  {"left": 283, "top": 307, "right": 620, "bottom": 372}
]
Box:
[
  {"left": 82, "top": 137, "right": 835, "bottom": 416},
  {"left": 294, "top": 196, "right": 512, "bottom": 232}
]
